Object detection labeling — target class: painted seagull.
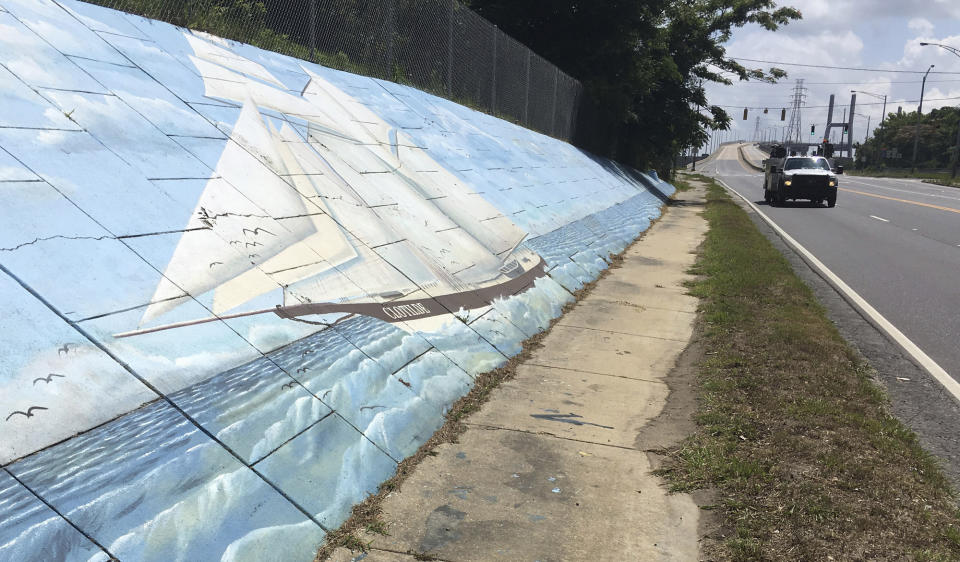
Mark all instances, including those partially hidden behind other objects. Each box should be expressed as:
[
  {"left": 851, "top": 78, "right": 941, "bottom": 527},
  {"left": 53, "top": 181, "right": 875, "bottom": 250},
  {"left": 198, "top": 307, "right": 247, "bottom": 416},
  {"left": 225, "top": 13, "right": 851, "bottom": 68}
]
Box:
[
  {"left": 57, "top": 344, "right": 72, "bottom": 356},
  {"left": 6, "top": 406, "right": 48, "bottom": 421},
  {"left": 242, "top": 227, "right": 274, "bottom": 237},
  {"left": 33, "top": 374, "right": 65, "bottom": 385},
  {"left": 281, "top": 382, "right": 297, "bottom": 390}
]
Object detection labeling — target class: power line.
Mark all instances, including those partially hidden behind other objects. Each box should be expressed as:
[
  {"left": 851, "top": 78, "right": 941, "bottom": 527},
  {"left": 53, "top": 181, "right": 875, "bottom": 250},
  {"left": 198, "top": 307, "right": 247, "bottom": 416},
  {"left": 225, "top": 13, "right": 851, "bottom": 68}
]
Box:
[
  {"left": 711, "top": 95, "right": 960, "bottom": 110},
  {"left": 746, "top": 78, "right": 960, "bottom": 86},
  {"left": 731, "top": 57, "right": 960, "bottom": 75}
]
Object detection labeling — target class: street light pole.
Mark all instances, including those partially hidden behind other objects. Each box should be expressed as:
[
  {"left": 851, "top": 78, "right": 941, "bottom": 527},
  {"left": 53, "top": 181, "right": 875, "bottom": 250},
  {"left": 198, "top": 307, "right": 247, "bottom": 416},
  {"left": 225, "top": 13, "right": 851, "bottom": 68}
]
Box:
[
  {"left": 852, "top": 90, "right": 887, "bottom": 168},
  {"left": 911, "top": 64, "right": 935, "bottom": 174},
  {"left": 920, "top": 42, "right": 960, "bottom": 178}
]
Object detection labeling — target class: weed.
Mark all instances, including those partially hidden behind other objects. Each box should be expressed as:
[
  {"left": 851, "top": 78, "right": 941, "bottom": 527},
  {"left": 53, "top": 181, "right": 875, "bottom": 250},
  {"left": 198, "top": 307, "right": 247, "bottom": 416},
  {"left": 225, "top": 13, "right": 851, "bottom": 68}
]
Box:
[{"left": 364, "top": 519, "right": 389, "bottom": 536}]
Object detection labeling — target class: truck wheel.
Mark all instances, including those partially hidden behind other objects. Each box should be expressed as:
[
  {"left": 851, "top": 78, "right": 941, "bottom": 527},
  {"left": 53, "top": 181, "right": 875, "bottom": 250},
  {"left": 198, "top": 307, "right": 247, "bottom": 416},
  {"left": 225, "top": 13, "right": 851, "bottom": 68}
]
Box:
[{"left": 827, "top": 194, "right": 836, "bottom": 208}]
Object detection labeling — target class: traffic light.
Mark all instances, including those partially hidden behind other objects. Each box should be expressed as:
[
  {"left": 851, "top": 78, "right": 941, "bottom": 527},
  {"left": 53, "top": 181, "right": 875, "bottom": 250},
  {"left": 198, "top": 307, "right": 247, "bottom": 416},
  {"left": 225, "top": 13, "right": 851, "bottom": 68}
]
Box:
[
  {"left": 763, "top": 108, "right": 769, "bottom": 114},
  {"left": 743, "top": 108, "right": 748, "bottom": 120},
  {"left": 781, "top": 108, "right": 786, "bottom": 121},
  {"left": 810, "top": 125, "right": 816, "bottom": 136},
  {"left": 842, "top": 123, "right": 848, "bottom": 136}
]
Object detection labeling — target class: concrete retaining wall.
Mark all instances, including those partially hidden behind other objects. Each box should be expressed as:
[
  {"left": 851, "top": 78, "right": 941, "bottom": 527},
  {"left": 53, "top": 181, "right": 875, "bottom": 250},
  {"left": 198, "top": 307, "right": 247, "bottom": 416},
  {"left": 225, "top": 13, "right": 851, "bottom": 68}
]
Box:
[{"left": 0, "top": 1, "right": 674, "bottom": 559}]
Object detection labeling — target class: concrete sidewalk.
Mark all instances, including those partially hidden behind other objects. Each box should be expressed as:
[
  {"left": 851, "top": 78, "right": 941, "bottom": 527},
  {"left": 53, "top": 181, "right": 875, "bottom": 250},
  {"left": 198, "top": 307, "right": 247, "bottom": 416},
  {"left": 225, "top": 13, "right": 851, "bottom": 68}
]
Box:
[{"left": 330, "top": 184, "right": 709, "bottom": 562}]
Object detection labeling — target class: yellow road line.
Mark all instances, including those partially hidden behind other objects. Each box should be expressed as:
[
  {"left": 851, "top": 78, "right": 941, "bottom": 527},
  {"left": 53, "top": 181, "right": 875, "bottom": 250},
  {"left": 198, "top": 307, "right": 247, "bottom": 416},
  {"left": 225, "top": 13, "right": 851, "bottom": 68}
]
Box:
[{"left": 839, "top": 187, "right": 960, "bottom": 214}]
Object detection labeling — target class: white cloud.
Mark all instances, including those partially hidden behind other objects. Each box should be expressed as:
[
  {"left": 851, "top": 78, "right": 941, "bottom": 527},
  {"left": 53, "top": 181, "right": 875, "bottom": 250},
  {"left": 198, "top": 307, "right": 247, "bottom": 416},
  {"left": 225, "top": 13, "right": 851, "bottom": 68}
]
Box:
[
  {"left": 705, "top": 3, "right": 960, "bottom": 148},
  {"left": 908, "top": 18, "right": 935, "bottom": 36}
]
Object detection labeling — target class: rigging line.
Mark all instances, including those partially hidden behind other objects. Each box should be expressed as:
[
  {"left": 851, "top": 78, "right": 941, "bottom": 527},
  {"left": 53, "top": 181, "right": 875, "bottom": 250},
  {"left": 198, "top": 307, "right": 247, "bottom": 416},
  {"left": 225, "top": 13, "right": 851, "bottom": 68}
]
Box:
[{"left": 730, "top": 57, "right": 960, "bottom": 75}]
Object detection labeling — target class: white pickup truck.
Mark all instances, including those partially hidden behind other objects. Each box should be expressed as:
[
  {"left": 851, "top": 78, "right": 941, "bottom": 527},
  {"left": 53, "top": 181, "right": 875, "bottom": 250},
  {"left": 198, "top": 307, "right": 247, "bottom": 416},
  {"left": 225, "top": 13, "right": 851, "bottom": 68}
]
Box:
[{"left": 763, "top": 149, "right": 841, "bottom": 207}]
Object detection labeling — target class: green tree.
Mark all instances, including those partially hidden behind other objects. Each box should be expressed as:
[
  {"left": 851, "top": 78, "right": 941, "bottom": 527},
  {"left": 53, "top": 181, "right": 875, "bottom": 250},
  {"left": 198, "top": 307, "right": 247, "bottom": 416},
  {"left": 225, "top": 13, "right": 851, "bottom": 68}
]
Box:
[
  {"left": 860, "top": 107, "right": 960, "bottom": 169},
  {"left": 467, "top": 0, "right": 800, "bottom": 173}
]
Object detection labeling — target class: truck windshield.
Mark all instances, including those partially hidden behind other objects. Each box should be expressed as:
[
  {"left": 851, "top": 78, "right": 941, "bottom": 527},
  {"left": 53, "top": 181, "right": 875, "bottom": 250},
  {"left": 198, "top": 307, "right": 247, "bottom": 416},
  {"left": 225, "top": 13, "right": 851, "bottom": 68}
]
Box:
[{"left": 784, "top": 158, "right": 831, "bottom": 171}]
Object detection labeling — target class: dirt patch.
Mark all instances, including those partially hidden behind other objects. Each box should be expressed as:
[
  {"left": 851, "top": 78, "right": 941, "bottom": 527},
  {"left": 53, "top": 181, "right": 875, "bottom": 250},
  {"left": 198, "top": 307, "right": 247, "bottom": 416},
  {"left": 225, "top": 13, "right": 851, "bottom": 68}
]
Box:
[{"left": 639, "top": 323, "right": 723, "bottom": 556}]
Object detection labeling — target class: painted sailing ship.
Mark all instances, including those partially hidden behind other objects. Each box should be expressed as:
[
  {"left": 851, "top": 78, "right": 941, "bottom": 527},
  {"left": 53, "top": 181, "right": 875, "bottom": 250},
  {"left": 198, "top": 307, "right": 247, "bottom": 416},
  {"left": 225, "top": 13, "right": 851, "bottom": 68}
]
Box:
[{"left": 117, "top": 40, "right": 545, "bottom": 338}]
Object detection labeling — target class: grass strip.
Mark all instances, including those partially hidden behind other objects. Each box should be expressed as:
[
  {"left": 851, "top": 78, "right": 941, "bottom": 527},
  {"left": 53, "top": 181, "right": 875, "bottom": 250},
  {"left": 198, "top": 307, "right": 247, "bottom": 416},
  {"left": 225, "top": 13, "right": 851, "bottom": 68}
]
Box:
[{"left": 657, "top": 176, "right": 960, "bottom": 561}]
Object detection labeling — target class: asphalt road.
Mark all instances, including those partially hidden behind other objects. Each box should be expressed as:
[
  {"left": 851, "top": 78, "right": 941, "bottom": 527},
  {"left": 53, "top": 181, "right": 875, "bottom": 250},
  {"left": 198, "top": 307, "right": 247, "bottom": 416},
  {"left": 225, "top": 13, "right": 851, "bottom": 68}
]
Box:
[
  {"left": 699, "top": 144, "right": 960, "bottom": 387},
  {"left": 694, "top": 144, "right": 960, "bottom": 484}
]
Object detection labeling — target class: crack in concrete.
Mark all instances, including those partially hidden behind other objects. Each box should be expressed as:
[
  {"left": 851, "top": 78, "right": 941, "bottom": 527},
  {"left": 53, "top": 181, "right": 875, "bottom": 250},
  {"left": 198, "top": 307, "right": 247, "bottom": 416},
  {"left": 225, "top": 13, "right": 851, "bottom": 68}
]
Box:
[
  {"left": 0, "top": 234, "right": 114, "bottom": 252},
  {"left": 461, "top": 422, "right": 640, "bottom": 452}
]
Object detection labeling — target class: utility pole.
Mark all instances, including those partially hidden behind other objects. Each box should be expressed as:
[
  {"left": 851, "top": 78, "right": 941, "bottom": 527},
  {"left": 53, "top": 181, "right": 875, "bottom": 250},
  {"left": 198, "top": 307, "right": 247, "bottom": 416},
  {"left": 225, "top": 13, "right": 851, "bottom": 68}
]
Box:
[
  {"left": 911, "top": 64, "right": 935, "bottom": 173},
  {"left": 920, "top": 42, "right": 960, "bottom": 178},
  {"left": 852, "top": 90, "right": 887, "bottom": 168}
]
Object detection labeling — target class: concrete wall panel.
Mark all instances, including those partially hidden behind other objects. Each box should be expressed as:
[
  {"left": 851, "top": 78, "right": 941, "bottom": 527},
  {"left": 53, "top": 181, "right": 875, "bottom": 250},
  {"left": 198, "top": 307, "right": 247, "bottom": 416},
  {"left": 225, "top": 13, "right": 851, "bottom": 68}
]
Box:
[{"left": 0, "top": 0, "right": 675, "bottom": 557}]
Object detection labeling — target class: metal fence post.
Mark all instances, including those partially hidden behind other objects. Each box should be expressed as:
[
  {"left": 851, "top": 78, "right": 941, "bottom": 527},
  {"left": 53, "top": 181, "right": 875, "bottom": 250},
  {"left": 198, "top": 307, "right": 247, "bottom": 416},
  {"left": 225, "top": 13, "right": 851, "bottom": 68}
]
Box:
[
  {"left": 447, "top": 1, "right": 454, "bottom": 98},
  {"left": 491, "top": 26, "right": 497, "bottom": 112},
  {"left": 386, "top": 0, "right": 394, "bottom": 80},
  {"left": 524, "top": 51, "right": 530, "bottom": 125},
  {"left": 308, "top": 0, "right": 316, "bottom": 62},
  {"left": 551, "top": 68, "right": 558, "bottom": 137}
]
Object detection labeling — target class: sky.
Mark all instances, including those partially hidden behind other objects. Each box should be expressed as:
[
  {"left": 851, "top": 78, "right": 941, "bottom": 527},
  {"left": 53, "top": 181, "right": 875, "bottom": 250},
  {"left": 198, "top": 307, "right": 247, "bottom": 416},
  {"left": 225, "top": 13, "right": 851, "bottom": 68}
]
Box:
[{"left": 704, "top": 0, "right": 960, "bottom": 153}]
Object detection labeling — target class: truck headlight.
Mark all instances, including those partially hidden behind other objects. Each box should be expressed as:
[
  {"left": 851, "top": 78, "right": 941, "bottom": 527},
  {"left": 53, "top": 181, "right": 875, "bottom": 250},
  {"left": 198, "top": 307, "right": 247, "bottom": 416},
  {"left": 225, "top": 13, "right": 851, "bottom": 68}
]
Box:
[
  {"left": 829, "top": 179, "right": 836, "bottom": 187},
  {"left": 784, "top": 180, "right": 792, "bottom": 186}
]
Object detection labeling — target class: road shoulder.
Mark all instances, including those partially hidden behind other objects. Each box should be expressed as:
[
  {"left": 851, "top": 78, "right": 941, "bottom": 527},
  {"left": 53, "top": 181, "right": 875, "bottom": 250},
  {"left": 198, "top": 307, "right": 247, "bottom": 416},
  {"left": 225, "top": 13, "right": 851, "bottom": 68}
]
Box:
[{"left": 727, "top": 174, "right": 960, "bottom": 487}]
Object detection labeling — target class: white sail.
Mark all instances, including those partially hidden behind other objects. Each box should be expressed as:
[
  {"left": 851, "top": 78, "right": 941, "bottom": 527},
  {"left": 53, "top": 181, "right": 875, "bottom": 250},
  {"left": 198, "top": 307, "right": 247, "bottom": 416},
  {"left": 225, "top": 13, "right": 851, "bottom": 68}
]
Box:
[
  {"left": 142, "top": 35, "right": 539, "bottom": 328},
  {"left": 210, "top": 122, "right": 365, "bottom": 312},
  {"left": 185, "top": 34, "right": 287, "bottom": 90},
  {"left": 140, "top": 101, "right": 316, "bottom": 324}
]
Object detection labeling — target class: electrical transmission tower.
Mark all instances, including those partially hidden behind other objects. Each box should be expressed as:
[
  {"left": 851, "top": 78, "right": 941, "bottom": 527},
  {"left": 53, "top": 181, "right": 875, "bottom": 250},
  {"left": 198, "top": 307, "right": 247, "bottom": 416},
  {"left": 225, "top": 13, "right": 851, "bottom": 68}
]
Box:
[
  {"left": 784, "top": 79, "right": 807, "bottom": 144},
  {"left": 752, "top": 115, "right": 761, "bottom": 142}
]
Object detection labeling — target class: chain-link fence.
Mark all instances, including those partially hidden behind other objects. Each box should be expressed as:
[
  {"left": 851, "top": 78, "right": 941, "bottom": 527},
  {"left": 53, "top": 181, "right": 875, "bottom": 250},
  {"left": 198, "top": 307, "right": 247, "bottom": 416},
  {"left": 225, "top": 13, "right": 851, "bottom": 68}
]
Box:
[{"left": 80, "top": 0, "right": 583, "bottom": 140}]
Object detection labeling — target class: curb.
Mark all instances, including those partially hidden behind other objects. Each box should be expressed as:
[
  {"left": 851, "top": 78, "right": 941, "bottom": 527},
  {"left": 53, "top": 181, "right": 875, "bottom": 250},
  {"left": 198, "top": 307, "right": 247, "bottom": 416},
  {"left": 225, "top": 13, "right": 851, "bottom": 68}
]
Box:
[{"left": 737, "top": 144, "right": 764, "bottom": 171}]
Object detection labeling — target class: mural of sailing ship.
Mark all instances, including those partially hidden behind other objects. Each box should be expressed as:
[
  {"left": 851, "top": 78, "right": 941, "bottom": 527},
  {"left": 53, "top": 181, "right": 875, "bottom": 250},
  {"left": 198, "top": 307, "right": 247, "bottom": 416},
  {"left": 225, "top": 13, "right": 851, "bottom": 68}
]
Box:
[
  {"left": 0, "top": 0, "right": 672, "bottom": 559},
  {"left": 116, "top": 57, "right": 548, "bottom": 338}
]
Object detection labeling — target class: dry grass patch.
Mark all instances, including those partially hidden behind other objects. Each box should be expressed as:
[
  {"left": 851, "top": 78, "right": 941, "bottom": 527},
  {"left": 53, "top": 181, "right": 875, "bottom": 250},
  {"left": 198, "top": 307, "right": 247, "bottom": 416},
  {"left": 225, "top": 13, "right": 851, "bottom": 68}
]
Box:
[{"left": 656, "top": 177, "right": 960, "bottom": 561}]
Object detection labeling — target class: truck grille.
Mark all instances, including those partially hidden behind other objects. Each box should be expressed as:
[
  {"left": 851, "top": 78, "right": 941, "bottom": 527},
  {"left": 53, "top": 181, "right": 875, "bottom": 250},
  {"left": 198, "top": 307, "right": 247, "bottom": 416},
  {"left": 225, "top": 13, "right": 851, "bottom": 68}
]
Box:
[{"left": 792, "top": 176, "right": 826, "bottom": 187}]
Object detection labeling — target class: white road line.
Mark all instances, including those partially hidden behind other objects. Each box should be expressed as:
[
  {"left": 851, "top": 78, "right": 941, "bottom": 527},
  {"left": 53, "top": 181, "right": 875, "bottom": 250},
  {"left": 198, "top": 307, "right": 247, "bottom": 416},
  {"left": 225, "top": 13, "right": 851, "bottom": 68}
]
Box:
[
  {"left": 869, "top": 215, "right": 889, "bottom": 222},
  {"left": 716, "top": 177, "right": 960, "bottom": 405},
  {"left": 844, "top": 177, "right": 960, "bottom": 202}
]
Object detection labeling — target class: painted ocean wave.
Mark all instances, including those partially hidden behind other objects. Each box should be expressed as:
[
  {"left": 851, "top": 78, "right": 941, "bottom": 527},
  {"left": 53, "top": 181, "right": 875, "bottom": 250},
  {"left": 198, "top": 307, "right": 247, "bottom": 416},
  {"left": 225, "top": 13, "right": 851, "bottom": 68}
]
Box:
[
  {"left": 7, "top": 401, "right": 324, "bottom": 561},
  {"left": 2, "top": 193, "right": 662, "bottom": 558}
]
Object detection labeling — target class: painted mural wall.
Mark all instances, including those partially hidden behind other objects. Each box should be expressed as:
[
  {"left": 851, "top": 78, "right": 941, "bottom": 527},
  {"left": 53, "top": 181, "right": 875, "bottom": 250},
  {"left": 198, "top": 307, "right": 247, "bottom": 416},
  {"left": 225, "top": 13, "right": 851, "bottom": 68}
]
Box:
[{"left": 0, "top": 0, "right": 675, "bottom": 559}]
